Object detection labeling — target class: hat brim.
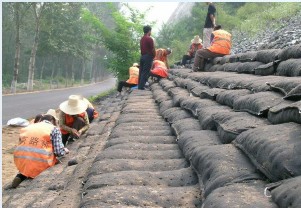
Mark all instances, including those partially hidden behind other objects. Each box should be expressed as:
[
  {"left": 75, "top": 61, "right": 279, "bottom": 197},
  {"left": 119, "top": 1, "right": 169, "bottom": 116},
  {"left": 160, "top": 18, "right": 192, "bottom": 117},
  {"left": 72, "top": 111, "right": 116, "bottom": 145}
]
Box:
[
  {"left": 191, "top": 40, "right": 202, "bottom": 44},
  {"left": 59, "top": 100, "right": 88, "bottom": 115}
]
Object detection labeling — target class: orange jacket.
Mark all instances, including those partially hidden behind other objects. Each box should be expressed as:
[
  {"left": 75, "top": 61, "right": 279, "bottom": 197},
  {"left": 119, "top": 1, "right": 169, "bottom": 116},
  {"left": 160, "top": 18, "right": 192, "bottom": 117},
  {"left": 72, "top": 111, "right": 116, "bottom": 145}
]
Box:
[
  {"left": 155, "top": 48, "right": 169, "bottom": 68},
  {"left": 207, "top": 29, "right": 232, "bottom": 55},
  {"left": 14, "top": 122, "right": 57, "bottom": 178},
  {"left": 151, "top": 60, "right": 168, "bottom": 78},
  {"left": 126, "top": 66, "right": 139, "bottom": 84},
  {"left": 60, "top": 112, "right": 86, "bottom": 135}
]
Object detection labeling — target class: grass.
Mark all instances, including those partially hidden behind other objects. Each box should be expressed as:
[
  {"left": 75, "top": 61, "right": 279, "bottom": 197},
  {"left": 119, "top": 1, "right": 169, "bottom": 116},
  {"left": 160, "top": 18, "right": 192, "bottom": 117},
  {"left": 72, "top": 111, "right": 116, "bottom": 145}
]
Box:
[{"left": 88, "top": 88, "right": 117, "bottom": 103}]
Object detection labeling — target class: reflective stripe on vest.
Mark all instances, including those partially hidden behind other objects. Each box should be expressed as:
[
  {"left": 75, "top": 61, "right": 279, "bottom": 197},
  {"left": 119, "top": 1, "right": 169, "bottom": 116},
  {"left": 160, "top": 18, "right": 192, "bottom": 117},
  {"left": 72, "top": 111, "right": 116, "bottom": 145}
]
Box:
[
  {"left": 126, "top": 66, "right": 139, "bottom": 84},
  {"left": 208, "top": 30, "right": 232, "bottom": 55},
  {"left": 14, "top": 155, "right": 55, "bottom": 164},
  {"left": 15, "top": 146, "right": 54, "bottom": 156},
  {"left": 14, "top": 122, "right": 57, "bottom": 178}
]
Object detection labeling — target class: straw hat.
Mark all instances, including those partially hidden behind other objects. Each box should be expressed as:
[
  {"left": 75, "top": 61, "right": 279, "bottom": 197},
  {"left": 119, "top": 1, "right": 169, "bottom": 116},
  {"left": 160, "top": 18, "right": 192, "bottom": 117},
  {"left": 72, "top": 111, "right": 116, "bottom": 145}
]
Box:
[
  {"left": 73, "top": 94, "right": 94, "bottom": 109},
  {"left": 191, "top": 35, "right": 202, "bottom": 44},
  {"left": 45, "top": 109, "right": 58, "bottom": 120},
  {"left": 133, "top": 63, "right": 139, "bottom": 67},
  {"left": 59, "top": 95, "right": 88, "bottom": 115}
]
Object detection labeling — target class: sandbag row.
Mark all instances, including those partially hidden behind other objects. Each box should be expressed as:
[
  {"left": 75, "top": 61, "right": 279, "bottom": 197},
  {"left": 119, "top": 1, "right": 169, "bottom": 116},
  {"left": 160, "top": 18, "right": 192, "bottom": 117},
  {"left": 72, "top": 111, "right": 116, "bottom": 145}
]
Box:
[
  {"left": 168, "top": 69, "right": 301, "bottom": 124},
  {"left": 206, "top": 45, "right": 301, "bottom": 77},
  {"left": 81, "top": 90, "right": 202, "bottom": 207},
  {"left": 169, "top": 69, "right": 300, "bottom": 96},
  {"left": 154, "top": 77, "right": 273, "bottom": 147},
  {"left": 167, "top": 71, "right": 301, "bottom": 181},
  {"left": 150, "top": 81, "right": 277, "bottom": 207}
]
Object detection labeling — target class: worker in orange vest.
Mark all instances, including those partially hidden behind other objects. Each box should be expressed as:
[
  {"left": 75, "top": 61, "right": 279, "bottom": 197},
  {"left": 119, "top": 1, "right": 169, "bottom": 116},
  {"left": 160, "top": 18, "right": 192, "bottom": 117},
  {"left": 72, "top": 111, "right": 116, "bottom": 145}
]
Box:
[
  {"left": 154, "top": 48, "right": 172, "bottom": 69},
  {"left": 11, "top": 114, "right": 69, "bottom": 188},
  {"left": 192, "top": 25, "right": 231, "bottom": 72},
  {"left": 116, "top": 63, "right": 140, "bottom": 96},
  {"left": 149, "top": 60, "right": 169, "bottom": 81},
  {"left": 59, "top": 95, "right": 89, "bottom": 145},
  {"left": 181, "top": 35, "right": 203, "bottom": 66}
]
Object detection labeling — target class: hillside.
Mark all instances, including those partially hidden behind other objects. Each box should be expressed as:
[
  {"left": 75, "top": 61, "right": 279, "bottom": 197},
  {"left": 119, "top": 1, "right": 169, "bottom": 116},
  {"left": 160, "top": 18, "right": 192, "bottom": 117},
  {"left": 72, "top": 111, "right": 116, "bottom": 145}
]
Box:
[{"left": 157, "top": 2, "right": 301, "bottom": 64}]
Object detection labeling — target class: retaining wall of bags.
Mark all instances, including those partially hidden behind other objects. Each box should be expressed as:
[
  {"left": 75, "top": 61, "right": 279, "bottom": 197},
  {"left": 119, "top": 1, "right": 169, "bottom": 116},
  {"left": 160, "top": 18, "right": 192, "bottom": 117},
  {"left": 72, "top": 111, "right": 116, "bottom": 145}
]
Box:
[
  {"left": 81, "top": 90, "right": 203, "bottom": 207},
  {"left": 153, "top": 45, "right": 300, "bottom": 207}
]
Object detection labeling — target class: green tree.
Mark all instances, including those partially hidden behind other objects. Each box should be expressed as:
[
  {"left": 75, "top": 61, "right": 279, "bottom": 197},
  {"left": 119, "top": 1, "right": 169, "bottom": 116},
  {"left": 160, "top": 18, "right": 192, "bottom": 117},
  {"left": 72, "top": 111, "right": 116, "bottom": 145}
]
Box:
[
  {"left": 27, "top": 2, "right": 46, "bottom": 91},
  {"left": 5, "top": 3, "right": 31, "bottom": 93},
  {"left": 81, "top": 3, "right": 146, "bottom": 81}
]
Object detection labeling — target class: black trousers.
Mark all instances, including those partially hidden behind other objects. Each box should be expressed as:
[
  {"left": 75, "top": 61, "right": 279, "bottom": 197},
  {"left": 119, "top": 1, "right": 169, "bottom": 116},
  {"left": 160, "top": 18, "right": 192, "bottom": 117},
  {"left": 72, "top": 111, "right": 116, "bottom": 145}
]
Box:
[
  {"left": 181, "top": 55, "right": 192, "bottom": 65},
  {"left": 117, "top": 81, "right": 137, "bottom": 92},
  {"left": 16, "top": 173, "right": 28, "bottom": 180},
  {"left": 138, "top": 54, "right": 153, "bottom": 89}
]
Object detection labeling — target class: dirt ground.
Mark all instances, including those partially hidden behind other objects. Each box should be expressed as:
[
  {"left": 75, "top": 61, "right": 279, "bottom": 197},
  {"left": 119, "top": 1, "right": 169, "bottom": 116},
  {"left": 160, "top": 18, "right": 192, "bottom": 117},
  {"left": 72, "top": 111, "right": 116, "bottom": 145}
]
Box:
[{"left": 2, "top": 126, "right": 22, "bottom": 187}]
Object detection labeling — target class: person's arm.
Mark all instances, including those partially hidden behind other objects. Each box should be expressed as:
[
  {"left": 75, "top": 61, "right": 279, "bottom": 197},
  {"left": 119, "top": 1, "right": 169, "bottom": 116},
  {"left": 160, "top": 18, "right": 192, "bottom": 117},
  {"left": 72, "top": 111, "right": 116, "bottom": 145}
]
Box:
[
  {"left": 210, "top": 14, "right": 215, "bottom": 27},
  {"left": 78, "top": 111, "right": 90, "bottom": 135},
  {"left": 51, "top": 127, "right": 67, "bottom": 157},
  {"left": 150, "top": 38, "right": 156, "bottom": 57},
  {"left": 210, "top": 33, "right": 214, "bottom": 45}
]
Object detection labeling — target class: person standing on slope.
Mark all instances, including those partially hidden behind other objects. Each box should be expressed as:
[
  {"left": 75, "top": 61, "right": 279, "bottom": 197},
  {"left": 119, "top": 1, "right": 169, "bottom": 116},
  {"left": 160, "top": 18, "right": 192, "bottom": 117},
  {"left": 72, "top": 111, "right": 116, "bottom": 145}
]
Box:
[
  {"left": 203, "top": 2, "right": 216, "bottom": 48},
  {"left": 138, "top": 25, "right": 156, "bottom": 90}
]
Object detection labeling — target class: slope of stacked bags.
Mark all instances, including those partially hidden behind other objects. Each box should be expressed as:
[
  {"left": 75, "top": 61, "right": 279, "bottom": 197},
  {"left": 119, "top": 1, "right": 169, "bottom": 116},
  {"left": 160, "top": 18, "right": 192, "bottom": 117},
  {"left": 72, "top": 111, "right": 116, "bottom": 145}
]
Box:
[
  {"left": 80, "top": 90, "right": 202, "bottom": 207},
  {"left": 151, "top": 44, "right": 301, "bottom": 207}
]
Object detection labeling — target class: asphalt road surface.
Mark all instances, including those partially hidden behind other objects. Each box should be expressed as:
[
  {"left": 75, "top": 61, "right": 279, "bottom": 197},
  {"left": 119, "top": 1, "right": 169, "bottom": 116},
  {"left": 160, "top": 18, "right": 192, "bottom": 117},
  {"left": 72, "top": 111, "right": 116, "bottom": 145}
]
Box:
[{"left": 2, "top": 78, "right": 116, "bottom": 125}]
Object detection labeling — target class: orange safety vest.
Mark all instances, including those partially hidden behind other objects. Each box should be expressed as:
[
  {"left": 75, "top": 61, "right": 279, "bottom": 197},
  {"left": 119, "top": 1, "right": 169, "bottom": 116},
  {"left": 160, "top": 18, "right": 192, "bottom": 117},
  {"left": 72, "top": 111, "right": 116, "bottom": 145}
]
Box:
[
  {"left": 126, "top": 66, "right": 139, "bottom": 84},
  {"left": 60, "top": 112, "right": 86, "bottom": 135},
  {"left": 207, "top": 30, "right": 232, "bottom": 55},
  {"left": 14, "top": 122, "right": 57, "bottom": 178},
  {"left": 151, "top": 60, "right": 168, "bottom": 78}
]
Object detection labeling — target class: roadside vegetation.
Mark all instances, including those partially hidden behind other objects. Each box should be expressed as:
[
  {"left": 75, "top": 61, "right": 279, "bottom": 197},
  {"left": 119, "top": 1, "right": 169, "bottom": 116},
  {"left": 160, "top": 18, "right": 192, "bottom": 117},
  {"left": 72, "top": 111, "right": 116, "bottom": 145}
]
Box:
[{"left": 88, "top": 88, "right": 116, "bottom": 103}]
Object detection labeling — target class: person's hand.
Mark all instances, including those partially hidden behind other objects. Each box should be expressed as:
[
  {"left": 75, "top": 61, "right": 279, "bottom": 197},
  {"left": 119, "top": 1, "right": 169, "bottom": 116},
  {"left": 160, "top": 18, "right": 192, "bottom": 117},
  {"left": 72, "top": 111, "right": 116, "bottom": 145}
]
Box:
[
  {"left": 64, "top": 148, "right": 69, "bottom": 154},
  {"left": 71, "top": 129, "right": 80, "bottom": 138}
]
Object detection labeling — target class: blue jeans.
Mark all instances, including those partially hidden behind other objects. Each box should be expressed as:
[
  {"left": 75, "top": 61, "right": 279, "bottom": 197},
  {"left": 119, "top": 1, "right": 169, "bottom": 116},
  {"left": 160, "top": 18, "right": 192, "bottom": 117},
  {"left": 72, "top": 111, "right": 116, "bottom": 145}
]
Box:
[{"left": 138, "top": 54, "right": 153, "bottom": 89}]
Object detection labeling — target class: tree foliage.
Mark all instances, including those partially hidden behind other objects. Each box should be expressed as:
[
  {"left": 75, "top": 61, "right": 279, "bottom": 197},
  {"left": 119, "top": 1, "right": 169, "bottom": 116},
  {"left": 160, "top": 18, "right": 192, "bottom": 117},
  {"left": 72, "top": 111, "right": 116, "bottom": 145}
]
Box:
[
  {"left": 81, "top": 3, "right": 147, "bottom": 81},
  {"left": 2, "top": 2, "right": 116, "bottom": 92}
]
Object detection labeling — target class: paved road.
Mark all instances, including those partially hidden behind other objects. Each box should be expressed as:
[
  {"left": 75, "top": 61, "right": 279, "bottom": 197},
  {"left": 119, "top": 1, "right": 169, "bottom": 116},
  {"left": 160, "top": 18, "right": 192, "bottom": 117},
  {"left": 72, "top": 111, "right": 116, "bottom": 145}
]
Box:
[{"left": 2, "top": 78, "right": 116, "bottom": 125}]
